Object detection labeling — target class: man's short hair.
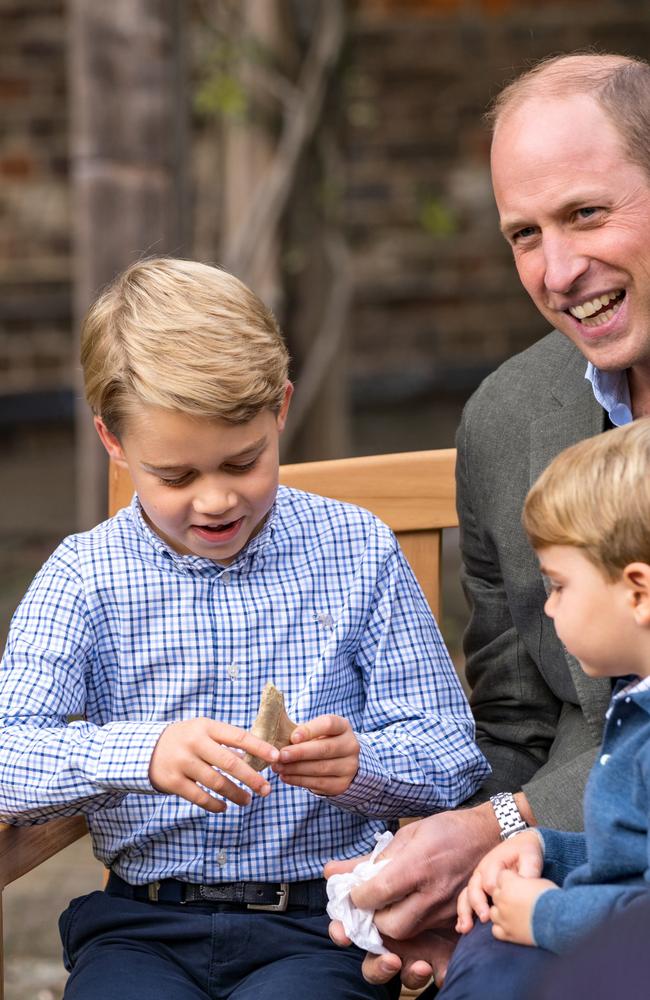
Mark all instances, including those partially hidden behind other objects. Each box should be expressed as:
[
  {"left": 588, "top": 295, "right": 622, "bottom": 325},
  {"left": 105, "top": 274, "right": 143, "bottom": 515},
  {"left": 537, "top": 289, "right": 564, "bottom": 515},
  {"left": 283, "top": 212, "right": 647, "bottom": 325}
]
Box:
[
  {"left": 523, "top": 418, "right": 650, "bottom": 579},
  {"left": 81, "top": 258, "right": 290, "bottom": 436},
  {"left": 487, "top": 52, "right": 650, "bottom": 181}
]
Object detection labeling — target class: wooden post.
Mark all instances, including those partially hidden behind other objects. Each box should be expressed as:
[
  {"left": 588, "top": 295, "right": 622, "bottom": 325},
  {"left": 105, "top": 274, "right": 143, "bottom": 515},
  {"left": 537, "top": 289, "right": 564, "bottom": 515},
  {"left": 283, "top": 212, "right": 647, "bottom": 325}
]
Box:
[{"left": 68, "top": 0, "right": 188, "bottom": 529}]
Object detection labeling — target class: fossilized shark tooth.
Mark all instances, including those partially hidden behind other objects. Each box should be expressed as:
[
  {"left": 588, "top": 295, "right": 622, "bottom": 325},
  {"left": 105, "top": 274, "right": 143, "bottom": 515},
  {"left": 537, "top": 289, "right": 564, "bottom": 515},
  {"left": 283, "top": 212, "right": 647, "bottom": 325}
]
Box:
[{"left": 244, "top": 681, "right": 297, "bottom": 771}]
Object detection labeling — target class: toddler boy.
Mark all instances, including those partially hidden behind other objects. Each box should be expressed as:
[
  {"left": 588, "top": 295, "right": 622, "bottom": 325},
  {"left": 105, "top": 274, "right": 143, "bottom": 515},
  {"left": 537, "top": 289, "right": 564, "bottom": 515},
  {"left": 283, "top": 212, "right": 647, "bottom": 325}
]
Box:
[
  {"left": 0, "top": 258, "right": 488, "bottom": 1000},
  {"left": 436, "top": 418, "right": 650, "bottom": 999}
]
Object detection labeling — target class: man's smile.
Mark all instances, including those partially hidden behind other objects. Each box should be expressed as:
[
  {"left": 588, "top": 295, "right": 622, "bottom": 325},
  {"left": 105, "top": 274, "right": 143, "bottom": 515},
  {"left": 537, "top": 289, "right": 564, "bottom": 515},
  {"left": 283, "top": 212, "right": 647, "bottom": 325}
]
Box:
[{"left": 567, "top": 289, "right": 626, "bottom": 327}]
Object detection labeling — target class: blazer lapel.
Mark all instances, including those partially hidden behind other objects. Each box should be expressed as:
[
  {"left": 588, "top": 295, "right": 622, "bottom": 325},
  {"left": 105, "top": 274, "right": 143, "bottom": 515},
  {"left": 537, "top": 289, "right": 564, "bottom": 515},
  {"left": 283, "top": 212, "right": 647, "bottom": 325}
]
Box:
[
  {"left": 530, "top": 357, "right": 605, "bottom": 484},
  {"left": 529, "top": 359, "right": 612, "bottom": 740}
]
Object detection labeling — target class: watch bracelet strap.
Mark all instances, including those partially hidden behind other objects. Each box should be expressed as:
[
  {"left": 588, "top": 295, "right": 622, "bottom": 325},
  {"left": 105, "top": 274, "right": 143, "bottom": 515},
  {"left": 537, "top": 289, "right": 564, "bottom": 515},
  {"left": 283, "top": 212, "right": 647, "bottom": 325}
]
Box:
[{"left": 490, "top": 792, "right": 528, "bottom": 840}]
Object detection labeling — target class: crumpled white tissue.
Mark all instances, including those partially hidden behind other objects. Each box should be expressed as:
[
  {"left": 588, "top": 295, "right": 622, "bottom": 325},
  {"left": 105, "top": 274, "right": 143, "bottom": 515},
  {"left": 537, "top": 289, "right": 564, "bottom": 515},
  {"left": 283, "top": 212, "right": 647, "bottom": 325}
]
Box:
[{"left": 326, "top": 830, "right": 393, "bottom": 955}]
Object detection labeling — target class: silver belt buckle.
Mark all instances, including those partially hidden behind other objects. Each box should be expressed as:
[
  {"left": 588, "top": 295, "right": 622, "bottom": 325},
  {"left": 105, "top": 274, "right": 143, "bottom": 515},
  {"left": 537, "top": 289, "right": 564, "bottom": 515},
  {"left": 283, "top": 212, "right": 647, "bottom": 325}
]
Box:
[
  {"left": 147, "top": 880, "right": 161, "bottom": 902},
  {"left": 247, "top": 882, "right": 289, "bottom": 912}
]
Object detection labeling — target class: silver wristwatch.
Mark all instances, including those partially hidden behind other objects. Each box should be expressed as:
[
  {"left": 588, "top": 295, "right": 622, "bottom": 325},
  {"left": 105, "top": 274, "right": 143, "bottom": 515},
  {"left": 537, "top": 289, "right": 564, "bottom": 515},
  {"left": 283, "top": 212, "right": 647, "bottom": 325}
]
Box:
[{"left": 490, "top": 792, "right": 528, "bottom": 841}]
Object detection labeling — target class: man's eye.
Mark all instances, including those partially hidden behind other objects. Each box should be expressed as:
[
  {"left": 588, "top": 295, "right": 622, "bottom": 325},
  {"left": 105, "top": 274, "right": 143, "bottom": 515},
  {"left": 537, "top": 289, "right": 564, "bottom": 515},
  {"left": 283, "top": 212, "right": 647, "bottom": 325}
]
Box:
[
  {"left": 511, "top": 225, "right": 538, "bottom": 243},
  {"left": 576, "top": 206, "right": 600, "bottom": 220}
]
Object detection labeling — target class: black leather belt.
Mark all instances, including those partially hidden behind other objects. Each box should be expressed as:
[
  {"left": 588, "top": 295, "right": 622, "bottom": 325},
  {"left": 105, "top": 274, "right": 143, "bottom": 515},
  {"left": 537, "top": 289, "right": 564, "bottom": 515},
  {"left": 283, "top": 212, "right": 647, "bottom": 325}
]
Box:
[{"left": 106, "top": 871, "right": 327, "bottom": 912}]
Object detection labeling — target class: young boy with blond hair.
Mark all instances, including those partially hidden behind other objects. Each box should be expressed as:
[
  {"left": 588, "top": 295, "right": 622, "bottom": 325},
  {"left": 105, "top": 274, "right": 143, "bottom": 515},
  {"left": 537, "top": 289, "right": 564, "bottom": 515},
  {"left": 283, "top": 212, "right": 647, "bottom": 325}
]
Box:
[
  {"left": 434, "top": 418, "right": 650, "bottom": 999},
  {"left": 0, "top": 258, "right": 487, "bottom": 1000}
]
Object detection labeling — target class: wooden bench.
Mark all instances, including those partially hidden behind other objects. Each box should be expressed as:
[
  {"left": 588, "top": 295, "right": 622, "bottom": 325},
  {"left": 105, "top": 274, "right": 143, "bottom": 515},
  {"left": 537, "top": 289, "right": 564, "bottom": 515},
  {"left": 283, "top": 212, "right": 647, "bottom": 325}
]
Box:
[{"left": 0, "top": 448, "right": 458, "bottom": 999}]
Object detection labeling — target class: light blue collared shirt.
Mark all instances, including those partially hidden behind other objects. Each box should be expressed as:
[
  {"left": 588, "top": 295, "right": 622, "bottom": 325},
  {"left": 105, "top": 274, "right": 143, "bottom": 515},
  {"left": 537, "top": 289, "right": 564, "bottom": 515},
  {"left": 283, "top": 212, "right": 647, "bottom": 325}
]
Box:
[{"left": 585, "top": 364, "right": 633, "bottom": 426}]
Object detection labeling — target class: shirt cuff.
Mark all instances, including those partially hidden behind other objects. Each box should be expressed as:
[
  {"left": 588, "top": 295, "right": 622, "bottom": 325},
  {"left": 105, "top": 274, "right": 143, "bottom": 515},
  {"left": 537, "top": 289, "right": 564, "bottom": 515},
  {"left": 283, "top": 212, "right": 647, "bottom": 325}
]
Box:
[
  {"left": 537, "top": 827, "right": 588, "bottom": 884},
  {"left": 323, "top": 736, "right": 389, "bottom": 814},
  {"left": 91, "top": 721, "right": 171, "bottom": 794},
  {"left": 531, "top": 885, "right": 563, "bottom": 950}
]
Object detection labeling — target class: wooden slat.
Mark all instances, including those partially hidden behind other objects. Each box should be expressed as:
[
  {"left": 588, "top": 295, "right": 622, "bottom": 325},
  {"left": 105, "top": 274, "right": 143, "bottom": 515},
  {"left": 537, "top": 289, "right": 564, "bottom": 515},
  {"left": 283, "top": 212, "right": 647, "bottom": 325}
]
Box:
[
  {"left": 280, "top": 450, "right": 457, "bottom": 531},
  {"left": 109, "top": 460, "right": 134, "bottom": 516},
  {"left": 0, "top": 817, "right": 88, "bottom": 890},
  {"left": 398, "top": 529, "right": 441, "bottom": 619}
]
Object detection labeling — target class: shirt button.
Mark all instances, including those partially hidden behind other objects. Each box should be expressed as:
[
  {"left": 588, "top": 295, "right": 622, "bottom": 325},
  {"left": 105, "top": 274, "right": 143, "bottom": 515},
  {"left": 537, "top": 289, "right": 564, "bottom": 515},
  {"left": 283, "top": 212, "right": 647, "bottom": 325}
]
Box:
[
  {"left": 610, "top": 403, "right": 631, "bottom": 425},
  {"left": 227, "top": 662, "right": 239, "bottom": 680},
  {"left": 216, "top": 851, "right": 227, "bottom": 866},
  {"left": 221, "top": 572, "right": 230, "bottom": 584},
  {"left": 625, "top": 697, "right": 632, "bottom": 704},
  {"left": 616, "top": 719, "right": 622, "bottom": 727},
  {"left": 600, "top": 754, "right": 611, "bottom": 766}
]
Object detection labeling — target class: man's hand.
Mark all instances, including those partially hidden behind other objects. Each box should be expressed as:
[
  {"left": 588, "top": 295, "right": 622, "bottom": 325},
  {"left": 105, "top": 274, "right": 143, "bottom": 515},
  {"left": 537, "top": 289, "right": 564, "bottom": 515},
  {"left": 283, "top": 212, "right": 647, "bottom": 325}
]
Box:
[
  {"left": 326, "top": 802, "right": 503, "bottom": 937},
  {"left": 273, "top": 714, "right": 359, "bottom": 796},
  {"left": 456, "top": 829, "right": 544, "bottom": 932},
  {"left": 489, "top": 870, "right": 559, "bottom": 946},
  {"left": 149, "top": 718, "right": 279, "bottom": 812},
  {"left": 329, "top": 923, "right": 456, "bottom": 990}
]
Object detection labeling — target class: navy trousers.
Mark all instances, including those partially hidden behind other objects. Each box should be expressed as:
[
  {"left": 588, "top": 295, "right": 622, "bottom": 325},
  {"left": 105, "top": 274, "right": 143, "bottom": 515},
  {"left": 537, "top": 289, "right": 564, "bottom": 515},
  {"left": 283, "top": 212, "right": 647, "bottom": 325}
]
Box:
[
  {"left": 59, "top": 888, "right": 401, "bottom": 1000},
  {"left": 425, "top": 921, "right": 556, "bottom": 1000}
]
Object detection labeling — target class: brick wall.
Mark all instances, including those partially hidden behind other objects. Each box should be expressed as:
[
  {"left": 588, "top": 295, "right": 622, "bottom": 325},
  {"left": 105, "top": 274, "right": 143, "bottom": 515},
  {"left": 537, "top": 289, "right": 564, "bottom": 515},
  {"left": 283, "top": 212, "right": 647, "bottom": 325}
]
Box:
[
  {"left": 0, "top": 0, "right": 71, "bottom": 397},
  {"left": 3, "top": 1, "right": 650, "bottom": 414}
]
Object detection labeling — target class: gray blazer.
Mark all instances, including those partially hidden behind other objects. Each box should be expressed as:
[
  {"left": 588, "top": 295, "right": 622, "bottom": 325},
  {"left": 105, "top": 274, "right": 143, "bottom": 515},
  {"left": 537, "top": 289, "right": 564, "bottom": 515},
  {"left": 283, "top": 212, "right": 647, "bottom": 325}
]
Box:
[{"left": 457, "top": 329, "right": 612, "bottom": 831}]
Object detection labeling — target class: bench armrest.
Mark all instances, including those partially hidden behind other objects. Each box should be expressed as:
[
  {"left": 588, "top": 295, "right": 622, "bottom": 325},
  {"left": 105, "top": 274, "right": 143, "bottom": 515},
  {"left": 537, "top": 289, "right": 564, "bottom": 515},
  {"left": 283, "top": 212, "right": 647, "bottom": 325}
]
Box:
[{"left": 0, "top": 817, "right": 88, "bottom": 891}]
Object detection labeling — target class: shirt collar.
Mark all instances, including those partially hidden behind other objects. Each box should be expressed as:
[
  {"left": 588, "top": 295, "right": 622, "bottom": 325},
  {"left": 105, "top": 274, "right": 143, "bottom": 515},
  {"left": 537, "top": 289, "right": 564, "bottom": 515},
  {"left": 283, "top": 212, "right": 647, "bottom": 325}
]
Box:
[
  {"left": 584, "top": 363, "right": 633, "bottom": 426},
  {"left": 611, "top": 675, "right": 650, "bottom": 718},
  {"left": 128, "top": 494, "right": 277, "bottom": 576}
]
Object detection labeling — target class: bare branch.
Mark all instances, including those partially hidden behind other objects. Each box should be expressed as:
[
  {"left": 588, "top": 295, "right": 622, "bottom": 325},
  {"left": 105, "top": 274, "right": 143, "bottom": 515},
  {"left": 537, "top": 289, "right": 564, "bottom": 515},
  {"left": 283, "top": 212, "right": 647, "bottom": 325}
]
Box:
[
  {"left": 281, "top": 228, "right": 352, "bottom": 455},
  {"left": 224, "top": 0, "right": 345, "bottom": 280}
]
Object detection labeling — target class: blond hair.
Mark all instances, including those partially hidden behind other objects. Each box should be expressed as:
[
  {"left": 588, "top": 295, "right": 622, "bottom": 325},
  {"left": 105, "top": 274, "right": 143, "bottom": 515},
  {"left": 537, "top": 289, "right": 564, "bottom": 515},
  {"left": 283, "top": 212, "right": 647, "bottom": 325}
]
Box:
[
  {"left": 81, "top": 258, "right": 290, "bottom": 436},
  {"left": 523, "top": 419, "right": 650, "bottom": 580},
  {"left": 487, "top": 53, "right": 650, "bottom": 180}
]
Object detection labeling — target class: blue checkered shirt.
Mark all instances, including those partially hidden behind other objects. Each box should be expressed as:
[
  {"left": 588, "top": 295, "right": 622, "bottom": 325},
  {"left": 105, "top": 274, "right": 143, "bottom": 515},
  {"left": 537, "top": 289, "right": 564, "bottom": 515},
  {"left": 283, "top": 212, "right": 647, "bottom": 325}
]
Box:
[{"left": 0, "top": 488, "right": 488, "bottom": 884}]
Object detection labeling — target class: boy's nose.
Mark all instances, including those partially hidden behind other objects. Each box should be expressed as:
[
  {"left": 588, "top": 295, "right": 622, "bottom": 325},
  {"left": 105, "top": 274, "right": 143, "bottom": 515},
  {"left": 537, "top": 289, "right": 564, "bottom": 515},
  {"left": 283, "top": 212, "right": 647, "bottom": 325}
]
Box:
[{"left": 192, "top": 485, "right": 237, "bottom": 517}]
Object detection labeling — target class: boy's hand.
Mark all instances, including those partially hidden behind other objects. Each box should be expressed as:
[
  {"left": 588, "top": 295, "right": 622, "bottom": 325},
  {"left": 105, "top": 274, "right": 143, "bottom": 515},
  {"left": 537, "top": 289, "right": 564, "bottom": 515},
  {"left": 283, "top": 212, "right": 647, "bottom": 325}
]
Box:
[
  {"left": 456, "top": 829, "right": 544, "bottom": 933},
  {"left": 489, "top": 870, "right": 559, "bottom": 946},
  {"left": 273, "top": 714, "right": 360, "bottom": 795},
  {"left": 149, "top": 718, "right": 280, "bottom": 813}
]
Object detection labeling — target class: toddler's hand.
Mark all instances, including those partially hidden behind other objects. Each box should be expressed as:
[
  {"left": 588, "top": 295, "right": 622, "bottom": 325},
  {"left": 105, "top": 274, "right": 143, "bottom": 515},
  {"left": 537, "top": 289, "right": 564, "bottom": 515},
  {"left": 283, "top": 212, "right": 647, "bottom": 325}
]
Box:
[
  {"left": 456, "top": 829, "right": 544, "bottom": 933},
  {"left": 149, "top": 718, "right": 279, "bottom": 813},
  {"left": 489, "top": 870, "right": 559, "bottom": 946},
  {"left": 274, "top": 714, "right": 359, "bottom": 795}
]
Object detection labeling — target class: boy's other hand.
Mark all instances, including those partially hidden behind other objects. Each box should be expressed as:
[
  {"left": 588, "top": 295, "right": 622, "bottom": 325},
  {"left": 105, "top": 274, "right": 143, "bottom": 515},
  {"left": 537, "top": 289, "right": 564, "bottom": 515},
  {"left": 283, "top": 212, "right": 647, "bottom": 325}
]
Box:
[
  {"left": 273, "top": 714, "right": 359, "bottom": 795},
  {"left": 489, "top": 870, "right": 559, "bottom": 946},
  {"left": 456, "top": 828, "right": 544, "bottom": 933},
  {"left": 149, "top": 718, "right": 280, "bottom": 813}
]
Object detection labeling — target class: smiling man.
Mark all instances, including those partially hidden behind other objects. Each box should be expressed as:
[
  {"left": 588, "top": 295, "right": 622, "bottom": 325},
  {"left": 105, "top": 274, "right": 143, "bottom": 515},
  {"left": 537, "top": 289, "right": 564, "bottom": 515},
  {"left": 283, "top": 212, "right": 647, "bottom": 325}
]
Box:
[{"left": 327, "top": 52, "right": 650, "bottom": 995}]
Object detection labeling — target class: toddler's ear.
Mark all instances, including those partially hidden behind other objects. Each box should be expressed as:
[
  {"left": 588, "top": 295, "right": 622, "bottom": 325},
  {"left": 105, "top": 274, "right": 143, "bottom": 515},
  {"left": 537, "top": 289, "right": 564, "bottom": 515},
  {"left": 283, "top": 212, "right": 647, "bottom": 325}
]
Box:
[
  {"left": 93, "top": 416, "right": 128, "bottom": 466},
  {"left": 623, "top": 563, "right": 650, "bottom": 626}
]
